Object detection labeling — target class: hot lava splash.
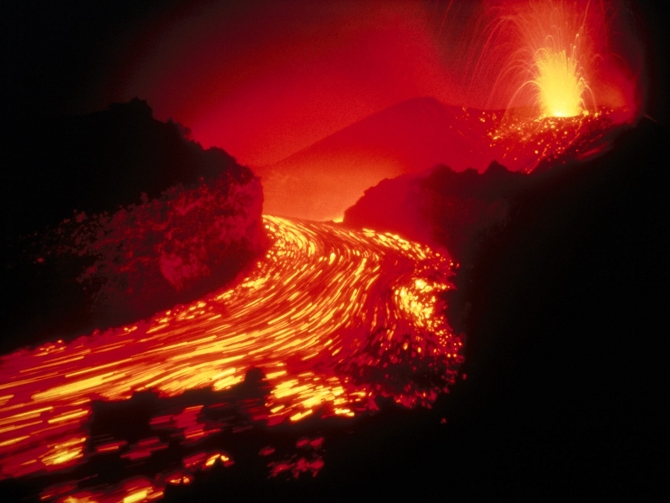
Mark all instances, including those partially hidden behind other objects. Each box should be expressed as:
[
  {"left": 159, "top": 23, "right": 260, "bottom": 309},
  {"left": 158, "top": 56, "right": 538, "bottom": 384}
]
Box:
[{"left": 0, "top": 216, "right": 462, "bottom": 502}]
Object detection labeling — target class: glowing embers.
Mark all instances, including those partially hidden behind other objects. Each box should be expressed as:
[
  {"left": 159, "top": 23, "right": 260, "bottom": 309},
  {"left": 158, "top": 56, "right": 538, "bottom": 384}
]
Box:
[
  {"left": 0, "top": 216, "right": 462, "bottom": 501},
  {"left": 268, "top": 437, "right": 325, "bottom": 479},
  {"left": 40, "top": 476, "right": 166, "bottom": 503},
  {"left": 488, "top": 107, "right": 616, "bottom": 171}
]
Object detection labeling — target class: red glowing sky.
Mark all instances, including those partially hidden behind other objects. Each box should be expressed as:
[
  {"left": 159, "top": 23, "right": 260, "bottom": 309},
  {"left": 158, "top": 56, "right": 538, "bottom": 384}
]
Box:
[
  {"left": 105, "top": 1, "right": 468, "bottom": 166},
  {"left": 6, "top": 0, "right": 656, "bottom": 169},
  {"left": 91, "top": 0, "right": 644, "bottom": 168}
]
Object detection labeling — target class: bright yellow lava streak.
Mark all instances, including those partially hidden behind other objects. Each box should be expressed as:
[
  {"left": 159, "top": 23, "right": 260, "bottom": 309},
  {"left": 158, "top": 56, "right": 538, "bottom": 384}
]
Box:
[{"left": 0, "top": 216, "right": 463, "bottom": 491}]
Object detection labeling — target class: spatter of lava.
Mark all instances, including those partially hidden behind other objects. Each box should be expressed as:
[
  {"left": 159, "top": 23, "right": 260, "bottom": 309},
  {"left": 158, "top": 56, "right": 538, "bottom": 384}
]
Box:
[
  {"left": 488, "top": 106, "right": 619, "bottom": 171},
  {"left": 0, "top": 216, "right": 463, "bottom": 502},
  {"left": 416, "top": 105, "right": 621, "bottom": 174}
]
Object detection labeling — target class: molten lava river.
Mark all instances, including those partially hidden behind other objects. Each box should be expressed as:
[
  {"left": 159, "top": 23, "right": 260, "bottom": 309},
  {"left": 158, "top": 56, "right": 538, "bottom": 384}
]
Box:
[{"left": 0, "top": 216, "right": 463, "bottom": 502}]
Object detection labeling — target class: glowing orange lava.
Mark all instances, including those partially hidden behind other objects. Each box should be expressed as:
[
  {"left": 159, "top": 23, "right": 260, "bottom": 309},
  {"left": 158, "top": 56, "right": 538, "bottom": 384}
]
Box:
[{"left": 0, "top": 216, "right": 462, "bottom": 501}]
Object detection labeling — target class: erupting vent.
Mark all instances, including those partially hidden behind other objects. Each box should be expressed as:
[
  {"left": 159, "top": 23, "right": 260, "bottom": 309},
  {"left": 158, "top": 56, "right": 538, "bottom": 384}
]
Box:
[{"left": 532, "top": 45, "right": 589, "bottom": 117}]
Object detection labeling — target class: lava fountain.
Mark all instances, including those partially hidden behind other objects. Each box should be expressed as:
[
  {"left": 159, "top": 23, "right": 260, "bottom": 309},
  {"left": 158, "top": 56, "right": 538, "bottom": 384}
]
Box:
[
  {"left": 502, "top": 0, "right": 596, "bottom": 118},
  {"left": 464, "top": 0, "right": 642, "bottom": 124},
  {"left": 532, "top": 45, "right": 589, "bottom": 117},
  {"left": 462, "top": 0, "right": 645, "bottom": 172}
]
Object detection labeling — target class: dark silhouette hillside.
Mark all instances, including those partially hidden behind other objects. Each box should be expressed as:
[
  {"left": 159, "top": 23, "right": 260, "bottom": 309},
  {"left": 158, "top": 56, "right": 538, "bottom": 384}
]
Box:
[
  {"left": 344, "top": 160, "right": 534, "bottom": 262},
  {"left": 2, "top": 100, "right": 266, "bottom": 352},
  {"left": 333, "top": 118, "right": 669, "bottom": 500},
  {"left": 4, "top": 98, "right": 245, "bottom": 238}
]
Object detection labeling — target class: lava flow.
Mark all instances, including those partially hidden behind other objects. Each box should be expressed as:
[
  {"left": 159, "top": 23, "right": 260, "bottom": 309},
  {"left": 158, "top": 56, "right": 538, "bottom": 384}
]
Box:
[{"left": 0, "top": 216, "right": 462, "bottom": 501}]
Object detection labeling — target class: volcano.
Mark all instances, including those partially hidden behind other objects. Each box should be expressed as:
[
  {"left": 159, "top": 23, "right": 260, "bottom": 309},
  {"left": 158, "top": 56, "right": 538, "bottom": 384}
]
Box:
[
  {"left": 2, "top": 0, "right": 668, "bottom": 501},
  {"left": 257, "top": 97, "right": 624, "bottom": 221},
  {"left": 256, "top": 97, "right": 499, "bottom": 221}
]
